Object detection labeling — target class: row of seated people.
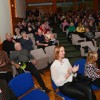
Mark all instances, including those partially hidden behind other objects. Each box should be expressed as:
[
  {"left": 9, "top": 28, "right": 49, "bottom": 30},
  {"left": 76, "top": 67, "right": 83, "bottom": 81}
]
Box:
[
  {"left": 0, "top": 10, "right": 58, "bottom": 100},
  {"left": 50, "top": 10, "right": 100, "bottom": 99},
  {"left": 0, "top": 43, "right": 51, "bottom": 99},
  {"left": 58, "top": 11, "right": 100, "bottom": 62},
  {"left": 1, "top": 45, "right": 100, "bottom": 100},
  {"left": 61, "top": 21, "right": 96, "bottom": 45},
  {"left": 56, "top": 10, "right": 100, "bottom": 70},
  {"left": 57, "top": 10, "right": 100, "bottom": 47},
  {"left": 1, "top": 42, "right": 100, "bottom": 100},
  {"left": 2, "top": 29, "right": 58, "bottom": 58}
]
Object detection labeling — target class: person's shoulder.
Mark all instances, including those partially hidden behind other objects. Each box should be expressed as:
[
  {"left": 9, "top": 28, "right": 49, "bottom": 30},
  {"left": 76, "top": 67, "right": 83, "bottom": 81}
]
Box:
[
  {"left": 2, "top": 40, "right": 7, "bottom": 44},
  {"left": 63, "top": 58, "right": 69, "bottom": 62},
  {"left": 10, "top": 50, "right": 17, "bottom": 54},
  {"left": 51, "top": 60, "right": 59, "bottom": 68}
]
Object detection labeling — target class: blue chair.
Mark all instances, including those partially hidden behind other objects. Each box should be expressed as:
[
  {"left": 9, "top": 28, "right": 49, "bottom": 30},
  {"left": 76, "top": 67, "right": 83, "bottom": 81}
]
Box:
[
  {"left": 51, "top": 79, "right": 76, "bottom": 100},
  {"left": 73, "top": 58, "right": 99, "bottom": 90},
  {"left": 8, "top": 72, "right": 49, "bottom": 100}
]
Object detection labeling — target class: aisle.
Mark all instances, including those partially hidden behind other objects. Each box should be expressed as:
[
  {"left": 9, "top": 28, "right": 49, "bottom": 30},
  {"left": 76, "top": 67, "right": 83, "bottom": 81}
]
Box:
[{"left": 55, "top": 27, "right": 82, "bottom": 64}]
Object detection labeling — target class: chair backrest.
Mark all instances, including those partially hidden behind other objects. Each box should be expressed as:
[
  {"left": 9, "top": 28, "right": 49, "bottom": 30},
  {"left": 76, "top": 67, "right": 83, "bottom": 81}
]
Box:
[
  {"left": 45, "top": 45, "right": 55, "bottom": 63},
  {"left": 45, "top": 45, "right": 55, "bottom": 55},
  {"left": 73, "top": 58, "right": 86, "bottom": 75},
  {"left": 8, "top": 73, "right": 34, "bottom": 97},
  {"left": 30, "top": 48, "right": 47, "bottom": 59},
  {"left": 95, "top": 32, "right": 100, "bottom": 38},
  {"left": 81, "top": 41, "right": 98, "bottom": 51},
  {"left": 72, "top": 34, "right": 86, "bottom": 45}
]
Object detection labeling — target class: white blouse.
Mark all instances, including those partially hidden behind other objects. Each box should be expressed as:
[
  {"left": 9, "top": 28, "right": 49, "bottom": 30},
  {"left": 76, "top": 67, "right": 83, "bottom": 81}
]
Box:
[{"left": 50, "top": 58, "right": 76, "bottom": 87}]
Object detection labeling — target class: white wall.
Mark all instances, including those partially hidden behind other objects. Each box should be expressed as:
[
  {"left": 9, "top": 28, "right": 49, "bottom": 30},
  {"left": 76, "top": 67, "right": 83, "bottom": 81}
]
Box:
[
  {"left": 16, "top": 0, "right": 26, "bottom": 18},
  {"left": 0, "top": 0, "right": 26, "bottom": 43},
  {"left": 0, "top": 0, "right": 11, "bottom": 42}
]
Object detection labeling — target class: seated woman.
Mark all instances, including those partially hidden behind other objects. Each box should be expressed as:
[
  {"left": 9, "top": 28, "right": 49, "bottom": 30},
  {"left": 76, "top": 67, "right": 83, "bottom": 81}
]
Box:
[
  {"left": 67, "top": 22, "right": 76, "bottom": 40},
  {"left": 61, "top": 19, "right": 69, "bottom": 32},
  {"left": 0, "top": 51, "right": 11, "bottom": 70},
  {"left": 84, "top": 51, "right": 100, "bottom": 88},
  {"left": 76, "top": 22, "right": 86, "bottom": 38},
  {"left": 50, "top": 46, "right": 96, "bottom": 100},
  {"left": 13, "top": 27, "right": 22, "bottom": 42},
  {"left": 83, "top": 27, "right": 95, "bottom": 45},
  {"left": 0, "top": 50, "right": 12, "bottom": 83}
]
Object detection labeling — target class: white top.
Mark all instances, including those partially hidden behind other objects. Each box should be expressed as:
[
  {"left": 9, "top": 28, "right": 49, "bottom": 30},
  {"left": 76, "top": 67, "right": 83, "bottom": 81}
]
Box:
[{"left": 50, "top": 58, "right": 77, "bottom": 87}]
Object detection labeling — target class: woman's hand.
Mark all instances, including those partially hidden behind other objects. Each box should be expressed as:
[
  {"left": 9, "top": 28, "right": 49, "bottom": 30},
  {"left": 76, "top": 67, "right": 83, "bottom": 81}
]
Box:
[
  {"left": 72, "top": 65, "right": 79, "bottom": 73},
  {"left": 0, "top": 62, "right": 6, "bottom": 67}
]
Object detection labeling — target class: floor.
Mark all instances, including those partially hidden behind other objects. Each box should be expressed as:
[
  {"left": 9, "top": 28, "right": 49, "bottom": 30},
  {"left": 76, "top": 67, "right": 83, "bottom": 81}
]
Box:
[
  {"left": 33, "top": 68, "right": 56, "bottom": 100},
  {"left": 34, "top": 68, "right": 100, "bottom": 100}
]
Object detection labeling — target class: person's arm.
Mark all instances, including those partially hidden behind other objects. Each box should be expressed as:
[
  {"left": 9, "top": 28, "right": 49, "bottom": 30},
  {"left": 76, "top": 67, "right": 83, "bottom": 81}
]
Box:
[
  {"left": 3, "top": 51, "right": 11, "bottom": 66},
  {"left": 11, "top": 61, "right": 20, "bottom": 69},
  {"left": 85, "top": 64, "right": 99, "bottom": 80},
  {"left": 36, "top": 41, "right": 48, "bottom": 46}
]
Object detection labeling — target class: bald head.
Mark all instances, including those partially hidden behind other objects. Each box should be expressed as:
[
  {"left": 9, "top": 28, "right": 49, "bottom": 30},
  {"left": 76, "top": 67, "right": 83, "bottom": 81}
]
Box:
[{"left": 14, "top": 42, "right": 22, "bottom": 51}]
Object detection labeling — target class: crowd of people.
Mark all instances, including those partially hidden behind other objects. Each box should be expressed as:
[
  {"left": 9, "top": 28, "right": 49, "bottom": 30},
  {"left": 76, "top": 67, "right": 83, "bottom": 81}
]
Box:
[{"left": 0, "top": 8, "right": 100, "bottom": 100}]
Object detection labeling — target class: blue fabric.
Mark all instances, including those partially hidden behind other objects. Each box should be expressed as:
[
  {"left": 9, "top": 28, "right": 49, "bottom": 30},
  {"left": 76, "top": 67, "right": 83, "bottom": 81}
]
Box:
[
  {"left": 73, "top": 58, "right": 86, "bottom": 75},
  {"left": 9, "top": 73, "right": 49, "bottom": 100},
  {"left": 51, "top": 80, "right": 75, "bottom": 100},
  {"left": 20, "top": 89, "right": 49, "bottom": 100},
  {"left": 91, "top": 84, "right": 99, "bottom": 90},
  {"left": 8, "top": 73, "right": 34, "bottom": 97}
]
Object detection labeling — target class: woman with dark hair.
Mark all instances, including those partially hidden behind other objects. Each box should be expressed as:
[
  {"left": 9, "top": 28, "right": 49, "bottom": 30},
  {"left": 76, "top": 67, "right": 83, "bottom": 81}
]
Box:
[{"left": 50, "top": 46, "right": 96, "bottom": 100}]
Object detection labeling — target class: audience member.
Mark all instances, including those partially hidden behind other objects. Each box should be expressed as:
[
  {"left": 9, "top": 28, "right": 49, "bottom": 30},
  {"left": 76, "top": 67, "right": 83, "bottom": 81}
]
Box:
[
  {"left": 10, "top": 42, "right": 51, "bottom": 93},
  {"left": 76, "top": 22, "right": 86, "bottom": 38},
  {"left": 50, "top": 46, "right": 96, "bottom": 100},
  {"left": 2, "top": 33, "right": 15, "bottom": 56},
  {"left": 13, "top": 28, "right": 21, "bottom": 42},
  {"left": 0, "top": 50, "right": 11, "bottom": 69},
  {"left": 84, "top": 51, "right": 100, "bottom": 88},
  {"left": 67, "top": 22, "right": 76, "bottom": 40},
  {"left": 20, "top": 31, "right": 33, "bottom": 52},
  {"left": 0, "top": 50, "right": 13, "bottom": 83},
  {"left": 83, "top": 27, "right": 95, "bottom": 45},
  {"left": 35, "top": 29, "right": 52, "bottom": 49}
]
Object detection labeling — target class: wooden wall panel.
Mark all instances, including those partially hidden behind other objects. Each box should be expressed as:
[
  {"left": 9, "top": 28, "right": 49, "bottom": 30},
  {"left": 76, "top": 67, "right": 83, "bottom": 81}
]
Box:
[
  {"left": 0, "top": 44, "right": 2, "bottom": 50},
  {"left": 29, "top": 5, "right": 53, "bottom": 14},
  {"left": 10, "top": 0, "right": 15, "bottom": 34},
  {"left": 26, "top": 0, "right": 52, "bottom": 3}
]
